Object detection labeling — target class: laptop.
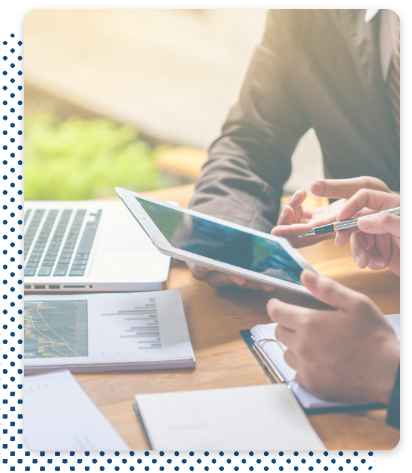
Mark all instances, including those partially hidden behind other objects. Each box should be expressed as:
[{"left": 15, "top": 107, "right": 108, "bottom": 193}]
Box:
[{"left": 24, "top": 201, "right": 171, "bottom": 293}]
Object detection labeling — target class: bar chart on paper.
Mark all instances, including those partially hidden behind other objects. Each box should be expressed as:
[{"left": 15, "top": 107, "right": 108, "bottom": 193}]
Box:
[
  {"left": 24, "top": 290, "right": 195, "bottom": 373},
  {"left": 101, "top": 298, "right": 162, "bottom": 350}
]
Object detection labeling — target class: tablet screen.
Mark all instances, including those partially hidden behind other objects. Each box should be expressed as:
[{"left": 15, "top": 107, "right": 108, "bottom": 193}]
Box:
[{"left": 136, "top": 198, "right": 303, "bottom": 285}]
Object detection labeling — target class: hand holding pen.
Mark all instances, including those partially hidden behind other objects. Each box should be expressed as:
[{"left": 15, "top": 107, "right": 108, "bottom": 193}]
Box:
[
  {"left": 333, "top": 189, "right": 400, "bottom": 276},
  {"left": 298, "top": 207, "right": 400, "bottom": 237},
  {"left": 272, "top": 181, "right": 400, "bottom": 275},
  {"left": 271, "top": 176, "right": 393, "bottom": 248}
]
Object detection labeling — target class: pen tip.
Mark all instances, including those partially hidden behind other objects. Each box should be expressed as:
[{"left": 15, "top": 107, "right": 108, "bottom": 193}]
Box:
[{"left": 299, "top": 231, "right": 314, "bottom": 238}]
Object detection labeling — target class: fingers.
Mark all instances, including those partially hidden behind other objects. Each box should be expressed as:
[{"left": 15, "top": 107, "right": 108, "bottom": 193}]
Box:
[
  {"left": 267, "top": 298, "right": 314, "bottom": 331},
  {"left": 274, "top": 206, "right": 341, "bottom": 238},
  {"left": 350, "top": 231, "right": 376, "bottom": 269},
  {"left": 347, "top": 205, "right": 399, "bottom": 273},
  {"left": 271, "top": 226, "right": 335, "bottom": 248},
  {"left": 357, "top": 213, "right": 400, "bottom": 239},
  {"left": 272, "top": 219, "right": 335, "bottom": 243},
  {"left": 188, "top": 263, "right": 220, "bottom": 282},
  {"left": 337, "top": 189, "right": 400, "bottom": 221},
  {"left": 311, "top": 198, "right": 345, "bottom": 221},
  {"left": 273, "top": 193, "right": 344, "bottom": 248},
  {"left": 277, "top": 189, "right": 307, "bottom": 225},
  {"left": 374, "top": 232, "right": 393, "bottom": 269},
  {"left": 188, "top": 263, "right": 213, "bottom": 281},
  {"left": 334, "top": 228, "right": 357, "bottom": 247},
  {"left": 271, "top": 222, "right": 315, "bottom": 248},
  {"left": 290, "top": 192, "right": 306, "bottom": 224},
  {"left": 283, "top": 349, "right": 299, "bottom": 372},
  {"left": 287, "top": 189, "right": 307, "bottom": 209},
  {"left": 351, "top": 232, "right": 387, "bottom": 269},
  {"left": 300, "top": 269, "right": 367, "bottom": 311},
  {"left": 241, "top": 280, "right": 275, "bottom": 292},
  {"left": 188, "top": 263, "right": 274, "bottom": 291},
  {"left": 274, "top": 325, "right": 296, "bottom": 348},
  {"left": 277, "top": 204, "right": 294, "bottom": 225},
  {"left": 189, "top": 264, "right": 244, "bottom": 287},
  {"left": 201, "top": 270, "right": 241, "bottom": 288},
  {"left": 204, "top": 272, "right": 273, "bottom": 290},
  {"left": 311, "top": 176, "right": 391, "bottom": 200},
  {"left": 300, "top": 209, "right": 312, "bottom": 223},
  {"left": 272, "top": 222, "right": 313, "bottom": 237},
  {"left": 334, "top": 209, "right": 376, "bottom": 247}
]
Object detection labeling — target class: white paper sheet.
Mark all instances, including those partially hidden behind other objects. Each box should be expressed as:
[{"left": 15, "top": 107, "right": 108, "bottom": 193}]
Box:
[
  {"left": 135, "top": 384, "right": 325, "bottom": 450},
  {"left": 251, "top": 314, "right": 400, "bottom": 410},
  {"left": 24, "top": 370, "right": 130, "bottom": 450}
]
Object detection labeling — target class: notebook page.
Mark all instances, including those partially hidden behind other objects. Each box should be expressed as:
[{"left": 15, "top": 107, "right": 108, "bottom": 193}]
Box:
[{"left": 251, "top": 314, "right": 400, "bottom": 410}]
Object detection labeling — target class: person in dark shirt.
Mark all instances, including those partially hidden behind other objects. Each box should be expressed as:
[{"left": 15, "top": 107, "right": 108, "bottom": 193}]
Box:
[
  {"left": 190, "top": 10, "right": 399, "bottom": 235},
  {"left": 187, "top": 9, "right": 400, "bottom": 428}
]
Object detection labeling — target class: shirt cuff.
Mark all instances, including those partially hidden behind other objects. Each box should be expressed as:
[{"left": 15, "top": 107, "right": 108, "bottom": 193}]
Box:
[{"left": 386, "top": 363, "right": 400, "bottom": 429}]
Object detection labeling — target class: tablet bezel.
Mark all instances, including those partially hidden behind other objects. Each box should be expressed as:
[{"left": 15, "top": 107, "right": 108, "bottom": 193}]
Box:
[{"left": 116, "top": 187, "right": 315, "bottom": 295}]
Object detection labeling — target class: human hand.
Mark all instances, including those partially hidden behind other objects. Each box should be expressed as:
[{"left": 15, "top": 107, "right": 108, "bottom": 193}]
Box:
[
  {"left": 266, "top": 270, "right": 400, "bottom": 404},
  {"left": 187, "top": 262, "right": 275, "bottom": 292},
  {"left": 271, "top": 177, "right": 392, "bottom": 248},
  {"left": 336, "top": 189, "right": 400, "bottom": 276}
]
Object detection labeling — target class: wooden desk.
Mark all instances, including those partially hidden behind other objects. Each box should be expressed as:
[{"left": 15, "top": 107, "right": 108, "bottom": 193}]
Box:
[
  {"left": 81, "top": 185, "right": 400, "bottom": 450},
  {"left": 155, "top": 147, "right": 207, "bottom": 180}
]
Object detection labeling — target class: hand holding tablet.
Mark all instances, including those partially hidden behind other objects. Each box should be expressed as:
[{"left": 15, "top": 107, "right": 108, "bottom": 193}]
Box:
[
  {"left": 186, "top": 262, "right": 276, "bottom": 292},
  {"left": 116, "top": 188, "right": 316, "bottom": 295}
]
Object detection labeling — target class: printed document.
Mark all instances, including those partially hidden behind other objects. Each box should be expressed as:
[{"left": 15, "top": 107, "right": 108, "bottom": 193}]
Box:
[
  {"left": 24, "top": 290, "right": 195, "bottom": 373},
  {"left": 24, "top": 370, "right": 129, "bottom": 450}
]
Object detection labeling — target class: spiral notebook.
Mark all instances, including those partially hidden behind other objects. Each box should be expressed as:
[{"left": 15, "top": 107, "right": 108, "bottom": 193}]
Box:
[{"left": 241, "top": 313, "right": 399, "bottom": 414}]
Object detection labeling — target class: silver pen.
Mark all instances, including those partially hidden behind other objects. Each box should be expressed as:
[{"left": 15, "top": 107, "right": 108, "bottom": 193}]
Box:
[{"left": 298, "top": 207, "right": 400, "bottom": 238}]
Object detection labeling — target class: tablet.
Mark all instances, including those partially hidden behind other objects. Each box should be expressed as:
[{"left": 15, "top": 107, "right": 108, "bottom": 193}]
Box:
[{"left": 116, "top": 188, "right": 316, "bottom": 295}]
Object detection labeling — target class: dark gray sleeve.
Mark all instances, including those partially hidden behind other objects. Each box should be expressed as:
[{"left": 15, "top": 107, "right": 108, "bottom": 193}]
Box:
[
  {"left": 189, "top": 10, "right": 311, "bottom": 233},
  {"left": 386, "top": 364, "right": 400, "bottom": 430}
]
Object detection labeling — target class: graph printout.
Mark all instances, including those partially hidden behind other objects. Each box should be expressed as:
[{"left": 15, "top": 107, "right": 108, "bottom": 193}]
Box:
[
  {"left": 102, "top": 297, "right": 162, "bottom": 350},
  {"left": 24, "top": 291, "right": 195, "bottom": 371},
  {"left": 24, "top": 300, "right": 88, "bottom": 359}
]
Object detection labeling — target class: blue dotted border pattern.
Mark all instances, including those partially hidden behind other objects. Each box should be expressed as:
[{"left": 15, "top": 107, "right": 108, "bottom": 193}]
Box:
[
  {"left": 1, "top": 29, "right": 25, "bottom": 466},
  {"left": 0, "top": 450, "right": 376, "bottom": 473},
  {"left": 0, "top": 33, "right": 376, "bottom": 472}
]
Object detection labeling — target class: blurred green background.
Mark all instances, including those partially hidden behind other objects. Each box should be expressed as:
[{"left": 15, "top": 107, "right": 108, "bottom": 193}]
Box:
[
  {"left": 24, "top": 111, "right": 167, "bottom": 200},
  {"left": 24, "top": 10, "right": 324, "bottom": 200}
]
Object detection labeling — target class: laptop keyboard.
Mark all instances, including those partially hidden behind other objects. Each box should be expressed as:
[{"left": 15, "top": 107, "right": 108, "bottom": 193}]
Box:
[
  {"left": 24, "top": 209, "right": 46, "bottom": 262},
  {"left": 24, "top": 208, "right": 102, "bottom": 277},
  {"left": 24, "top": 209, "right": 32, "bottom": 225}
]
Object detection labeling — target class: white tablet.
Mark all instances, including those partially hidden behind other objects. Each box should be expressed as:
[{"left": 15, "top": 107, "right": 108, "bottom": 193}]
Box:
[{"left": 116, "top": 187, "right": 316, "bottom": 295}]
